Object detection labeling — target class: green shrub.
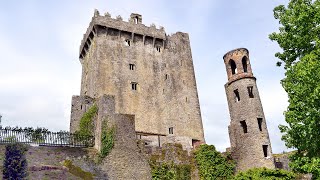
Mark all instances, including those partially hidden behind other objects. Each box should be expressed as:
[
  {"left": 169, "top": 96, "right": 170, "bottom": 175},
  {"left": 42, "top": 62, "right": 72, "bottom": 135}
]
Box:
[
  {"left": 194, "top": 144, "right": 235, "bottom": 180},
  {"left": 3, "top": 143, "right": 28, "bottom": 179},
  {"left": 234, "top": 167, "right": 296, "bottom": 180},
  {"left": 151, "top": 162, "right": 191, "bottom": 180}
]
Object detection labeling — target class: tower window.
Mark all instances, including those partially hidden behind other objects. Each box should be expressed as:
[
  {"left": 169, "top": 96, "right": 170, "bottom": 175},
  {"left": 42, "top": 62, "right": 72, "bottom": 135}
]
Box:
[
  {"left": 134, "top": 17, "right": 138, "bottom": 24},
  {"left": 242, "top": 56, "right": 248, "bottom": 73},
  {"left": 131, "top": 82, "right": 137, "bottom": 90},
  {"left": 230, "top": 59, "right": 237, "bottom": 74},
  {"left": 263, "top": 145, "right": 268, "bottom": 157},
  {"left": 125, "top": 39, "right": 131, "bottom": 46},
  {"left": 234, "top": 89, "right": 240, "bottom": 102},
  {"left": 156, "top": 46, "right": 161, "bottom": 52},
  {"left": 247, "top": 86, "right": 254, "bottom": 98},
  {"left": 240, "top": 120, "right": 248, "bottom": 133},
  {"left": 129, "top": 64, "right": 135, "bottom": 70},
  {"left": 165, "top": 74, "right": 168, "bottom": 80},
  {"left": 169, "top": 127, "right": 173, "bottom": 134},
  {"left": 257, "top": 118, "right": 263, "bottom": 131}
]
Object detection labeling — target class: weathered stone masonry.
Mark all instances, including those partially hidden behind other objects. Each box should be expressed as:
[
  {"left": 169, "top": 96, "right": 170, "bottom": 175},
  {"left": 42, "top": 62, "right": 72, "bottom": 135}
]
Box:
[
  {"left": 70, "top": 10, "right": 205, "bottom": 151},
  {"left": 223, "top": 48, "right": 275, "bottom": 172}
]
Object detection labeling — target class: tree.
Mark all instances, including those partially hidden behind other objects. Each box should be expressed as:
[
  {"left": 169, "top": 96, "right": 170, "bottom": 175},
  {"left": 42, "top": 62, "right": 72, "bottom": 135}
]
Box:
[
  {"left": 3, "top": 143, "right": 28, "bottom": 179},
  {"left": 269, "top": 0, "right": 320, "bottom": 178}
]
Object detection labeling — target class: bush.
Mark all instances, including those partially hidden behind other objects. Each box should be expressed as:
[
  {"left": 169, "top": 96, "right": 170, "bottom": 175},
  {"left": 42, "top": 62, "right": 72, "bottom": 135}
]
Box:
[
  {"left": 194, "top": 144, "right": 235, "bottom": 180},
  {"left": 3, "top": 143, "right": 28, "bottom": 179},
  {"left": 151, "top": 162, "right": 191, "bottom": 180},
  {"left": 234, "top": 167, "right": 296, "bottom": 180}
]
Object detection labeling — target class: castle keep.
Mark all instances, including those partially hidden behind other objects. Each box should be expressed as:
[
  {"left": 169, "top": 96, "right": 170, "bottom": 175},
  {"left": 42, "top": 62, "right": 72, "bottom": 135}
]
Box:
[
  {"left": 70, "top": 10, "right": 205, "bottom": 150},
  {"left": 223, "top": 48, "right": 275, "bottom": 171}
]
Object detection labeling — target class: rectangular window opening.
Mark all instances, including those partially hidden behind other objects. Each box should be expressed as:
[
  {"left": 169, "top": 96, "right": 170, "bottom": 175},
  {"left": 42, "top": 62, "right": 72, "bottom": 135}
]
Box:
[
  {"left": 169, "top": 127, "right": 173, "bottom": 134},
  {"left": 131, "top": 82, "right": 137, "bottom": 90},
  {"left": 257, "top": 118, "right": 263, "bottom": 131},
  {"left": 240, "top": 120, "right": 248, "bottom": 133},
  {"left": 247, "top": 86, "right": 254, "bottom": 98},
  {"left": 129, "top": 64, "right": 135, "bottom": 70},
  {"left": 234, "top": 89, "right": 240, "bottom": 102},
  {"left": 263, "top": 145, "right": 268, "bottom": 157},
  {"left": 125, "top": 39, "right": 131, "bottom": 46}
]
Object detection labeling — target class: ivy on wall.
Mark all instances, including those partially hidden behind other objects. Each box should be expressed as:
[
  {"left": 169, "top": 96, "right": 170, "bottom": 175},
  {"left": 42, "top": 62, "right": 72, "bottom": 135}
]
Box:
[
  {"left": 75, "top": 104, "right": 98, "bottom": 139},
  {"left": 99, "top": 119, "right": 115, "bottom": 159}
]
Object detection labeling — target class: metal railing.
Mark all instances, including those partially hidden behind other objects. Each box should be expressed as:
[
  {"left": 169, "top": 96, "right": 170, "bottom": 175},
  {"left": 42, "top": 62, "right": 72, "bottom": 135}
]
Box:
[{"left": 0, "top": 129, "right": 94, "bottom": 147}]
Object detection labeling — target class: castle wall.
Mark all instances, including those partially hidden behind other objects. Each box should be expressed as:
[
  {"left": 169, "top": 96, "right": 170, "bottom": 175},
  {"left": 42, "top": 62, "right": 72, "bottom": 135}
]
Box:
[
  {"left": 70, "top": 95, "right": 94, "bottom": 133},
  {"left": 77, "top": 12, "right": 205, "bottom": 147}
]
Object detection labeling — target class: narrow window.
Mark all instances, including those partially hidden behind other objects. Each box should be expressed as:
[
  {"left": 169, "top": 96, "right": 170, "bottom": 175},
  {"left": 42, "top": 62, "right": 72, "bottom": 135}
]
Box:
[
  {"left": 156, "top": 46, "right": 161, "bottom": 52},
  {"left": 129, "top": 64, "right": 135, "bottom": 70},
  {"left": 234, "top": 89, "right": 240, "bottom": 102},
  {"left": 257, "top": 118, "right": 263, "bottom": 131},
  {"left": 169, "top": 127, "right": 173, "bottom": 134},
  {"left": 242, "top": 56, "right": 248, "bottom": 73},
  {"left": 230, "top": 59, "right": 237, "bottom": 74},
  {"left": 240, "top": 120, "right": 248, "bottom": 133},
  {"left": 247, "top": 86, "right": 254, "bottom": 98},
  {"left": 80, "top": 105, "right": 83, "bottom": 110},
  {"left": 186, "top": 97, "right": 188, "bottom": 102},
  {"left": 263, "top": 145, "right": 268, "bottom": 157},
  {"left": 165, "top": 74, "right": 168, "bottom": 80},
  {"left": 134, "top": 17, "right": 138, "bottom": 24},
  {"left": 125, "top": 39, "right": 131, "bottom": 46},
  {"left": 131, "top": 82, "right": 137, "bottom": 90}
]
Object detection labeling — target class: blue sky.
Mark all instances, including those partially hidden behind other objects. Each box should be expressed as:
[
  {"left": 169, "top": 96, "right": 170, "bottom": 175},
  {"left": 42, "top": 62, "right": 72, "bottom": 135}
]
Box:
[{"left": 0, "top": 0, "right": 290, "bottom": 153}]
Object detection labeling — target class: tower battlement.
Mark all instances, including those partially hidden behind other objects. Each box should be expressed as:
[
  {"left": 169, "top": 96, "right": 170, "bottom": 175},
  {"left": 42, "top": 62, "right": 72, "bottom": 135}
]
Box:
[
  {"left": 223, "top": 48, "right": 254, "bottom": 85},
  {"left": 79, "top": 10, "right": 166, "bottom": 59}
]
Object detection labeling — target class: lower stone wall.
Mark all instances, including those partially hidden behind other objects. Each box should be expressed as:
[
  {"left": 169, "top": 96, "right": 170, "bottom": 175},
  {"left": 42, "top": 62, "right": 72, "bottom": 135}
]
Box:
[{"left": 0, "top": 145, "right": 106, "bottom": 179}]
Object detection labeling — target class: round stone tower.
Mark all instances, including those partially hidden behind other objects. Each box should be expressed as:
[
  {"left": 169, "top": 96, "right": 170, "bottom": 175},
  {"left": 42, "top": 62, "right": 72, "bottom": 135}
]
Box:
[{"left": 223, "top": 48, "right": 274, "bottom": 172}]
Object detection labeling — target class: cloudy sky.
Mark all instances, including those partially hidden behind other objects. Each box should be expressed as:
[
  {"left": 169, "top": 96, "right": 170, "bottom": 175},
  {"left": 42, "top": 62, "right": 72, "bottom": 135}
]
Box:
[{"left": 0, "top": 0, "right": 291, "bottom": 153}]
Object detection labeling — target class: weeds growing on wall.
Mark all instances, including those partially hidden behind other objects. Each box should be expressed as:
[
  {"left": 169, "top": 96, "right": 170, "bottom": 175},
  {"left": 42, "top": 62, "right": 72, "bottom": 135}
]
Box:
[
  {"left": 99, "top": 119, "right": 115, "bottom": 159},
  {"left": 194, "top": 144, "right": 235, "bottom": 180},
  {"left": 75, "top": 104, "right": 98, "bottom": 139}
]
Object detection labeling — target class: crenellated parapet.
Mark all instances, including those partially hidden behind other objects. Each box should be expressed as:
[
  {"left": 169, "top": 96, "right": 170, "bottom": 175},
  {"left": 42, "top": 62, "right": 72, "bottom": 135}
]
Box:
[{"left": 79, "top": 9, "right": 166, "bottom": 59}]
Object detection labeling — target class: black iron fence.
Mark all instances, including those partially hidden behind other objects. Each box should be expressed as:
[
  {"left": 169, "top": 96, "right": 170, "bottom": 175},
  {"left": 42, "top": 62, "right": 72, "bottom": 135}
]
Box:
[{"left": 0, "top": 129, "right": 94, "bottom": 147}]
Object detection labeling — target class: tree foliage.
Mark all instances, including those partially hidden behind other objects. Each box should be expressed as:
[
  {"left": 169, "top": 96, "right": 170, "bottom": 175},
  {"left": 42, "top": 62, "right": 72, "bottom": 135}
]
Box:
[
  {"left": 194, "top": 144, "right": 235, "bottom": 180},
  {"left": 234, "top": 167, "right": 296, "bottom": 180},
  {"left": 269, "top": 0, "right": 320, "bottom": 178},
  {"left": 3, "top": 143, "right": 28, "bottom": 180}
]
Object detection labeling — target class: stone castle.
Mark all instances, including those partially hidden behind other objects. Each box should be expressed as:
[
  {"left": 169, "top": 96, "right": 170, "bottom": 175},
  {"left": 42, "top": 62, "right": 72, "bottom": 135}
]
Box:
[{"left": 70, "top": 10, "right": 276, "bottom": 175}]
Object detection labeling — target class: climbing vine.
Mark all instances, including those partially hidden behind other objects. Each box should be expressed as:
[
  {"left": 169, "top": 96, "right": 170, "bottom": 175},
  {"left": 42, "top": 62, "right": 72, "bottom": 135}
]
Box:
[
  {"left": 99, "top": 119, "right": 115, "bottom": 159},
  {"left": 75, "top": 104, "right": 98, "bottom": 139}
]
